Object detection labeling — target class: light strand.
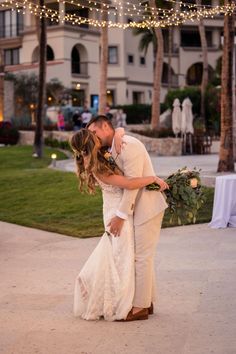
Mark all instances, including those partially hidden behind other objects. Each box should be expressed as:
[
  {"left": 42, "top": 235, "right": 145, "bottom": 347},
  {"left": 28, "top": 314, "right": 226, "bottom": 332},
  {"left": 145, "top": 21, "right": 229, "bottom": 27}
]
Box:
[{"left": 0, "top": 0, "right": 235, "bottom": 29}]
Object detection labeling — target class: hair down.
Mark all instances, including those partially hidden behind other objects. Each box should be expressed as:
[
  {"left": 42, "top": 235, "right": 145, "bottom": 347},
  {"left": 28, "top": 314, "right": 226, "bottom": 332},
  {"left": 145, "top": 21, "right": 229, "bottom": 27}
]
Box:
[{"left": 69, "top": 129, "right": 121, "bottom": 194}]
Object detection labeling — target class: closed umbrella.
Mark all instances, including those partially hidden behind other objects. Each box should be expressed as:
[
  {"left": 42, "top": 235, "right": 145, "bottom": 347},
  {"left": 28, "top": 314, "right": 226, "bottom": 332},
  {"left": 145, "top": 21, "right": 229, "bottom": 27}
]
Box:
[
  {"left": 182, "top": 97, "right": 194, "bottom": 134},
  {"left": 171, "top": 98, "right": 182, "bottom": 137},
  {"left": 182, "top": 97, "right": 194, "bottom": 154}
]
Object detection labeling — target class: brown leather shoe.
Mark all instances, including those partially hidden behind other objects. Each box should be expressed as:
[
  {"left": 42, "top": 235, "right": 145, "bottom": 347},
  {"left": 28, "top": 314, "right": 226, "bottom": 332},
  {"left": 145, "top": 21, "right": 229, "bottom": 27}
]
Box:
[
  {"left": 148, "top": 302, "right": 154, "bottom": 315},
  {"left": 118, "top": 308, "right": 149, "bottom": 322}
]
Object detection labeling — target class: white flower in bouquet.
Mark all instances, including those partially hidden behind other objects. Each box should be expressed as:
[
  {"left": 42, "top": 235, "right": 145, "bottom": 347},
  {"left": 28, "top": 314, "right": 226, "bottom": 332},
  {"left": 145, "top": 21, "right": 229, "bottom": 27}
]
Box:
[{"left": 146, "top": 167, "right": 205, "bottom": 225}]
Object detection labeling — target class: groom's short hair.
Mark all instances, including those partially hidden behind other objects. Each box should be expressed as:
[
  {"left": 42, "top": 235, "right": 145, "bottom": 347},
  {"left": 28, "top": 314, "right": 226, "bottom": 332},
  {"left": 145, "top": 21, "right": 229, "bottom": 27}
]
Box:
[{"left": 87, "top": 115, "right": 114, "bottom": 130}]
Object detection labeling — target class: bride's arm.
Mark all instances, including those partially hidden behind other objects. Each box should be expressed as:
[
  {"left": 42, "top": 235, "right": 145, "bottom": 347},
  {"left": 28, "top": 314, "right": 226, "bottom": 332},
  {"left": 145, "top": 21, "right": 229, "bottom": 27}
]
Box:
[{"left": 96, "top": 173, "right": 158, "bottom": 190}]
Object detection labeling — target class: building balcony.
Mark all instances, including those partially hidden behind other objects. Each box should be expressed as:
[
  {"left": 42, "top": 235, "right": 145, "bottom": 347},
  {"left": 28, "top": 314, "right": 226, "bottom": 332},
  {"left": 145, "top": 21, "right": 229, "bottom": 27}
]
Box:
[
  {"left": 182, "top": 45, "right": 221, "bottom": 52},
  {"left": 162, "top": 74, "right": 179, "bottom": 88},
  {"left": 0, "top": 35, "right": 23, "bottom": 49},
  {"left": 71, "top": 62, "right": 89, "bottom": 77},
  {"left": 0, "top": 24, "right": 23, "bottom": 38}
]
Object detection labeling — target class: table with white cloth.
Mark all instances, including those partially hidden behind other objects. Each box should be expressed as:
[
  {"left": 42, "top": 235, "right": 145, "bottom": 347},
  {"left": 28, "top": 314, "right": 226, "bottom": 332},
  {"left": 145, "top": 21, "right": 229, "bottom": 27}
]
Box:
[{"left": 209, "top": 174, "right": 236, "bottom": 228}]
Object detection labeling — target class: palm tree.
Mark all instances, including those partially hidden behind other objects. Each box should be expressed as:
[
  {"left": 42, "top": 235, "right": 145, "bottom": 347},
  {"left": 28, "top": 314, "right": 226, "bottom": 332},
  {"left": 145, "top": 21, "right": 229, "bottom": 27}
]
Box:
[
  {"left": 98, "top": 4, "right": 108, "bottom": 115},
  {"left": 134, "top": 1, "right": 172, "bottom": 130},
  {"left": 167, "top": 27, "right": 173, "bottom": 90},
  {"left": 196, "top": 0, "right": 208, "bottom": 128},
  {"left": 149, "top": 0, "right": 165, "bottom": 130},
  {"left": 217, "top": 1, "right": 235, "bottom": 172},
  {"left": 33, "top": 0, "right": 47, "bottom": 158},
  {"left": 0, "top": 49, "right": 4, "bottom": 122}
]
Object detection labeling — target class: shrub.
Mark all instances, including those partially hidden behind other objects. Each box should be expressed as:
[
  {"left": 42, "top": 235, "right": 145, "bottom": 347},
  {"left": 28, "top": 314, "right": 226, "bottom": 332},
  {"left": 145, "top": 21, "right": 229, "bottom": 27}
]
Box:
[
  {"left": 204, "top": 85, "right": 221, "bottom": 135},
  {"left": 131, "top": 128, "right": 175, "bottom": 138},
  {"left": 114, "top": 104, "right": 168, "bottom": 124},
  {"left": 0, "top": 121, "right": 19, "bottom": 145},
  {"left": 44, "top": 137, "right": 71, "bottom": 151},
  {"left": 11, "top": 115, "right": 32, "bottom": 129},
  {"left": 11, "top": 116, "right": 73, "bottom": 131},
  {"left": 113, "top": 104, "right": 150, "bottom": 124}
]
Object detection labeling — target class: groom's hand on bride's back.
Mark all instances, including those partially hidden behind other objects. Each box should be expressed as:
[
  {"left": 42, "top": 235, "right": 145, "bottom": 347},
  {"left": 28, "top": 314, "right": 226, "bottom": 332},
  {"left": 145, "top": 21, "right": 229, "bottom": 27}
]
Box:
[{"left": 108, "top": 216, "right": 125, "bottom": 237}]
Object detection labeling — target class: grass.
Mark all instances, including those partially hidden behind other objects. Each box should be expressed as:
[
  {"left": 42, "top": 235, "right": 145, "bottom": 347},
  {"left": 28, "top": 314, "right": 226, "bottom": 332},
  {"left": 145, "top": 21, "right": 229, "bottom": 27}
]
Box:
[
  {"left": 0, "top": 145, "right": 214, "bottom": 238},
  {"left": 0, "top": 145, "right": 104, "bottom": 237}
]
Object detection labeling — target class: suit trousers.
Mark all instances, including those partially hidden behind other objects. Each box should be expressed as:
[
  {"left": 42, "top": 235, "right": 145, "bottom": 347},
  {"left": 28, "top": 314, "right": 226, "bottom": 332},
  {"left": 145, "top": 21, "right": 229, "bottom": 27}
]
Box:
[{"left": 133, "top": 211, "right": 164, "bottom": 308}]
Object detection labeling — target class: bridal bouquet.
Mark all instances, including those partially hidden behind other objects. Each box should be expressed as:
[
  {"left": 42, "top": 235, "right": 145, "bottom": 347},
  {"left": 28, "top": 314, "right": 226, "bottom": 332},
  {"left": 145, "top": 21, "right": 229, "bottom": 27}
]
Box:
[{"left": 147, "top": 167, "right": 205, "bottom": 225}]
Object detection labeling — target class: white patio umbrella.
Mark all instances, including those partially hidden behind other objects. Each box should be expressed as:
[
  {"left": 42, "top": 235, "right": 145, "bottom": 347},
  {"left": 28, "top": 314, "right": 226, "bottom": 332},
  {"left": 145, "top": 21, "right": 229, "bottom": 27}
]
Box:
[
  {"left": 171, "top": 98, "right": 182, "bottom": 137},
  {"left": 182, "top": 97, "right": 194, "bottom": 134},
  {"left": 181, "top": 97, "right": 194, "bottom": 154}
]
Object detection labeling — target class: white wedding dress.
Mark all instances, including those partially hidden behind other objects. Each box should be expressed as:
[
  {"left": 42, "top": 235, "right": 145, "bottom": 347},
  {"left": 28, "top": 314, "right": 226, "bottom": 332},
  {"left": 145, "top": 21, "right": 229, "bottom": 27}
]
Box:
[{"left": 73, "top": 179, "right": 135, "bottom": 321}]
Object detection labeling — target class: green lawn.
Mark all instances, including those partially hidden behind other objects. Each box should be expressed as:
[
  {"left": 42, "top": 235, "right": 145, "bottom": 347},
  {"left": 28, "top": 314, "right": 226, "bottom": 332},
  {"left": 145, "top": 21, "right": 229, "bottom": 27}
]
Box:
[{"left": 0, "top": 145, "right": 214, "bottom": 237}]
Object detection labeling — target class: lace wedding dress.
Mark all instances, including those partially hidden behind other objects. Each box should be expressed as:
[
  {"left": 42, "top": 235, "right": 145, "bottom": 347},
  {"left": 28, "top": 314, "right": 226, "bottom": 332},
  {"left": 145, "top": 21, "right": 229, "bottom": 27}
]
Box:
[{"left": 73, "top": 179, "right": 135, "bottom": 321}]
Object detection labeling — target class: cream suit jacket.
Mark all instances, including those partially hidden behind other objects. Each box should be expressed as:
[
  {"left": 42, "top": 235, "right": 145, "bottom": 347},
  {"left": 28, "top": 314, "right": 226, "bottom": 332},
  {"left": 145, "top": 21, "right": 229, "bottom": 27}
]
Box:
[{"left": 112, "top": 134, "right": 168, "bottom": 226}]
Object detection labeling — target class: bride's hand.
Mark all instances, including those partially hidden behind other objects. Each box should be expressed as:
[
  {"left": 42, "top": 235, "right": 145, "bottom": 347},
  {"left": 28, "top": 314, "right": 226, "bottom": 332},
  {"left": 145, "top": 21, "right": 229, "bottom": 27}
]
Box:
[
  {"left": 114, "top": 127, "right": 125, "bottom": 154},
  {"left": 107, "top": 216, "right": 125, "bottom": 237},
  {"left": 154, "top": 176, "right": 169, "bottom": 192}
]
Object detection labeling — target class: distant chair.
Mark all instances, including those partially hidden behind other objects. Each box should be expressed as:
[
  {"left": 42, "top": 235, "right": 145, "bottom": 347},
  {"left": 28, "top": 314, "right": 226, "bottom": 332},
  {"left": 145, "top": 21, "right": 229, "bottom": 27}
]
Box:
[{"left": 193, "top": 135, "right": 212, "bottom": 154}]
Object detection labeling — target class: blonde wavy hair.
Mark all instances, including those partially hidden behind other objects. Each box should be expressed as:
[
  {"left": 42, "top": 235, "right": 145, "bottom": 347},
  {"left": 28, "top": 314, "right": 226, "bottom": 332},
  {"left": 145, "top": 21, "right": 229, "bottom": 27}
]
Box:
[{"left": 70, "top": 129, "right": 121, "bottom": 194}]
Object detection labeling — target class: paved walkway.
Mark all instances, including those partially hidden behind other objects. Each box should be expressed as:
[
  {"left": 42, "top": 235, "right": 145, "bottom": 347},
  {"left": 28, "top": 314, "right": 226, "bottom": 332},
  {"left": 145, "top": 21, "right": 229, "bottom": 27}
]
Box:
[
  {"left": 55, "top": 153, "right": 236, "bottom": 187},
  {"left": 1, "top": 221, "right": 236, "bottom": 354}
]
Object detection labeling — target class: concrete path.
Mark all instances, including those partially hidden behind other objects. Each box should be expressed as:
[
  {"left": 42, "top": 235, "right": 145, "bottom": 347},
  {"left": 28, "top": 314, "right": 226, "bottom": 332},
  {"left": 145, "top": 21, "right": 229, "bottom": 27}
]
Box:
[
  {"left": 54, "top": 154, "right": 236, "bottom": 187},
  {"left": 1, "top": 221, "right": 236, "bottom": 354}
]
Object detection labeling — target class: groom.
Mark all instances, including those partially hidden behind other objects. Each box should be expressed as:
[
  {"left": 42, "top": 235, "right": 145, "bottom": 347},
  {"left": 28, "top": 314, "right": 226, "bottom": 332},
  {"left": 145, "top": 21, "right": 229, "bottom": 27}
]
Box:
[{"left": 87, "top": 115, "right": 168, "bottom": 321}]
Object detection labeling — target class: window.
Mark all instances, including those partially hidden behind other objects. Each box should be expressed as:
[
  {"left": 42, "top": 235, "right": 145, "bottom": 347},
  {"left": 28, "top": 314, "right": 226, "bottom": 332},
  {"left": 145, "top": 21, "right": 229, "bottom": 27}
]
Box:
[
  {"left": 106, "top": 89, "right": 115, "bottom": 106},
  {"left": 132, "top": 91, "right": 144, "bottom": 104},
  {"left": 128, "top": 54, "right": 134, "bottom": 64},
  {"left": 140, "top": 56, "right": 146, "bottom": 65},
  {"left": 108, "top": 46, "right": 118, "bottom": 64},
  {"left": 0, "top": 10, "right": 23, "bottom": 38},
  {"left": 186, "top": 63, "right": 214, "bottom": 86},
  {"left": 181, "top": 29, "right": 213, "bottom": 47},
  {"left": 47, "top": 46, "right": 54, "bottom": 61},
  {"left": 0, "top": 12, "right": 4, "bottom": 38},
  {"left": 181, "top": 30, "right": 201, "bottom": 47},
  {"left": 32, "top": 45, "right": 55, "bottom": 63},
  {"left": 71, "top": 47, "right": 81, "bottom": 74},
  {"left": 4, "top": 48, "right": 19, "bottom": 65},
  {"left": 65, "top": 7, "right": 89, "bottom": 28},
  {"left": 180, "top": 0, "right": 211, "bottom": 11}
]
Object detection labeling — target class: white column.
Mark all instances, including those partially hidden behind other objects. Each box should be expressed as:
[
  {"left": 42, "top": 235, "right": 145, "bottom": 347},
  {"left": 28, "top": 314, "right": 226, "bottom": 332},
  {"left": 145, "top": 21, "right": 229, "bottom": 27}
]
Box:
[
  {"left": 212, "top": 28, "right": 220, "bottom": 49},
  {"left": 59, "top": 0, "right": 65, "bottom": 25},
  {"left": 24, "top": 8, "right": 32, "bottom": 28}
]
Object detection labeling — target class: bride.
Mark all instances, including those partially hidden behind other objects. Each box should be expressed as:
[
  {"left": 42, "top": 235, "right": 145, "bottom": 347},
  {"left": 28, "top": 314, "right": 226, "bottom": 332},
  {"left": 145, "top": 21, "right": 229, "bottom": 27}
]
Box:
[{"left": 70, "top": 129, "right": 164, "bottom": 321}]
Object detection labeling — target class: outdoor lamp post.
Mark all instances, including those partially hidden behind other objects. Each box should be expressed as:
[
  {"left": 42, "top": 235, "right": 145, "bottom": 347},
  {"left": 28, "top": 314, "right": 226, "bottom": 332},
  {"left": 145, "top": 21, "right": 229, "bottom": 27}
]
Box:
[
  {"left": 30, "top": 103, "right": 36, "bottom": 125},
  {"left": 51, "top": 153, "right": 57, "bottom": 167}
]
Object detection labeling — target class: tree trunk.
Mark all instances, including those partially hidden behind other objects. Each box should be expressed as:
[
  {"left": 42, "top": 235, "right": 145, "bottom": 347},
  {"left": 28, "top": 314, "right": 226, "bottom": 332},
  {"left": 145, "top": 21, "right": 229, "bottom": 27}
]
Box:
[
  {"left": 150, "top": 0, "right": 164, "bottom": 131},
  {"left": 196, "top": 0, "right": 208, "bottom": 128},
  {"left": 233, "top": 17, "right": 236, "bottom": 162},
  {"left": 0, "top": 49, "right": 4, "bottom": 121},
  {"left": 217, "top": 3, "right": 235, "bottom": 172},
  {"left": 168, "top": 27, "right": 172, "bottom": 90},
  {"left": 98, "top": 6, "right": 108, "bottom": 115},
  {"left": 34, "top": 0, "right": 47, "bottom": 158}
]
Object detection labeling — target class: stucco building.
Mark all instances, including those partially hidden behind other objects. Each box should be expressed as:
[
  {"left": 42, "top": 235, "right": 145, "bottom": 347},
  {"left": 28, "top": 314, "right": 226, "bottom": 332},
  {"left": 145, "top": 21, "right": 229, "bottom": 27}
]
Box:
[{"left": 0, "top": 0, "right": 228, "bottom": 112}]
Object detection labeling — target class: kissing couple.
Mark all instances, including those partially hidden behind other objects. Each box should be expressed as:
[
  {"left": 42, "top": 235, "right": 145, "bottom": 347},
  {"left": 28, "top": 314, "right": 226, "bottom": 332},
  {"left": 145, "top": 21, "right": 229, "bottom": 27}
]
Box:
[{"left": 70, "top": 115, "right": 168, "bottom": 321}]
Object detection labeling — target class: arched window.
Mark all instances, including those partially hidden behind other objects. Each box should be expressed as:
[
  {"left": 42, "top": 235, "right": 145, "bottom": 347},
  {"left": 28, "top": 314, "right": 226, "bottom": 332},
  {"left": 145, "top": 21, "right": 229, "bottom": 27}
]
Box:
[
  {"left": 32, "top": 45, "right": 55, "bottom": 63},
  {"left": 71, "top": 47, "right": 80, "bottom": 74},
  {"left": 186, "top": 63, "right": 213, "bottom": 86},
  {"left": 47, "top": 45, "right": 54, "bottom": 61}
]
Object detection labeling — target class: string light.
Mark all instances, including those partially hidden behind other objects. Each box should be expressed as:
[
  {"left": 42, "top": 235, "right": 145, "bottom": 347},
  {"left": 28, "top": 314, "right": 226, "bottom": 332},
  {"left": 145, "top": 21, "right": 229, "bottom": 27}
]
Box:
[{"left": 0, "top": 0, "right": 235, "bottom": 29}]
